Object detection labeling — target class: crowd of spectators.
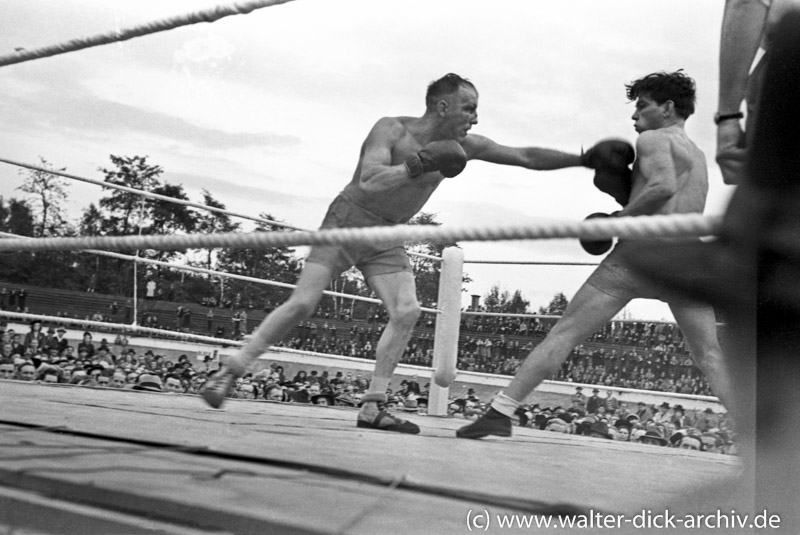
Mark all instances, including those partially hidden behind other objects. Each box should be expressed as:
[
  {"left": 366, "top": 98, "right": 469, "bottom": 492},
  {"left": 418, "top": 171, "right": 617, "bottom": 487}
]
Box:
[
  {"left": 274, "top": 312, "right": 715, "bottom": 396},
  {"left": 0, "top": 282, "right": 717, "bottom": 398},
  {"left": 0, "top": 317, "right": 733, "bottom": 454},
  {"left": 501, "top": 385, "right": 737, "bottom": 455}
]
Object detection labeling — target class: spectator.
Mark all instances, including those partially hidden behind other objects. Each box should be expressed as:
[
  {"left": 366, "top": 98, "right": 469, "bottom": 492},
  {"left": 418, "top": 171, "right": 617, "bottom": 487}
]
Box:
[
  {"left": 133, "top": 373, "right": 163, "bottom": 392},
  {"left": 164, "top": 375, "right": 185, "bottom": 393},
  {"left": 77, "top": 332, "right": 95, "bottom": 358},
  {"left": 0, "top": 359, "right": 15, "bottom": 380},
  {"left": 18, "top": 362, "right": 36, "bottom": 381}
]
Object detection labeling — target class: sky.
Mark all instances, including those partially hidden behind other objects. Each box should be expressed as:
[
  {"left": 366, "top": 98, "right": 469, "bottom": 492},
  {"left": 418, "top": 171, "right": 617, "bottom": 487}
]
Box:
[{"left": 0, "top": 0, "right": 731, "bottom": 321}]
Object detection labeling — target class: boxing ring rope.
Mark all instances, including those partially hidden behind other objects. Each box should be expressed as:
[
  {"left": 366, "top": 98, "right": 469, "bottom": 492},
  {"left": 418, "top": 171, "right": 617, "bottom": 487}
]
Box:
[
  {"left": 0, "top": 310, "right": 236, "bottom": 347},
  {"left": 0, "top": 213, "right": 722, "bottom": 253},
  {"left": 465, "top": 260, "right": 600, "bottom": 266},
  {"left": 0, "top": 231, "right": 441, "bottom": 313},
  {"left": 0, "top": 0, "right": 296, "bottom": 68}
]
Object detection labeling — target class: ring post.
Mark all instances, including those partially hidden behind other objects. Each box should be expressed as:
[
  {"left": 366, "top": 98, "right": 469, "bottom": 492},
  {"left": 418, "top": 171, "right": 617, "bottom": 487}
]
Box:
[{"left": 428, "top": 246, "right": 464, "bottom": 416}]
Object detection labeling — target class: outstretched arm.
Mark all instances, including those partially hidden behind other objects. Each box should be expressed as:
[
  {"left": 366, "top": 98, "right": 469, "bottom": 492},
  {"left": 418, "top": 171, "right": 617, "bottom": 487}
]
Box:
[{"left": 462, "top": 134, "right": 582, "bottom": 170}]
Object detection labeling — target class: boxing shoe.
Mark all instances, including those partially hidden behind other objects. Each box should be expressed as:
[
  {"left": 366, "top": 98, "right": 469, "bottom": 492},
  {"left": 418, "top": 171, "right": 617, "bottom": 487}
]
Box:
[
  {"left": 456, "top": 407, "right": 513, "bottom": 439},
  {"left": 200, "top": 361, "right": 245, "bottom": 409},
  {"left": 357, "top": 393, "right": 420, "bottom": 434}
]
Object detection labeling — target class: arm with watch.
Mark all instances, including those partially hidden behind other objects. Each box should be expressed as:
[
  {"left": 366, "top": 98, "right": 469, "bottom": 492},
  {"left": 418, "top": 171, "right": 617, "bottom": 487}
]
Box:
[{"left": 716, "top": 0, "right": 770, "bottom": 185}]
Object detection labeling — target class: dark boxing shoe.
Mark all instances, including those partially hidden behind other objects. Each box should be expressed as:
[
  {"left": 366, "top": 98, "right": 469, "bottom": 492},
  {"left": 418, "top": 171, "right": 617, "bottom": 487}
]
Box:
[{"left": 456, "top": 407, "right": 513, "bottom": 439}]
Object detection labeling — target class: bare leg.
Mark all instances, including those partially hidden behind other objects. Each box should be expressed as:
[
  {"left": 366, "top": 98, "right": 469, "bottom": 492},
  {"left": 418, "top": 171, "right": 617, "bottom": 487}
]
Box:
[
  {"left": 504, "top": 283, "right": 628, "bottom": 402},
  {"left": 230, "top": 262, "right": 334, "bottom": 369},
  {"left": 201, "top": 263, "right": 334, "bottom": 408},
  {"left": 363, "top": 270, "right": 421, "bottom": 391},
  {"left": 356, "top": 270, "right": 422, "bottom": 433},
  {"left": 457, "top": 283, "right": 627, "bottom": 439},
  {"left": 669, "top": 305, "right": 742, "bottom": 423}
]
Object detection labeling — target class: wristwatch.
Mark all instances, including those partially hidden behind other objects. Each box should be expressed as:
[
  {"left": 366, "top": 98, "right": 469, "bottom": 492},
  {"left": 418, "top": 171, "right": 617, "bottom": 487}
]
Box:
[{"left": 714, "top": 111, "right": 744, "bottom": 125}]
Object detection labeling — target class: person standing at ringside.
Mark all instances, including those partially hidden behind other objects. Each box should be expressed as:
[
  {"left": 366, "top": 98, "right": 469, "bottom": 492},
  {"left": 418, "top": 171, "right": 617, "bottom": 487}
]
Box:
[
  {"left": 457, "top": 71, "right": 737, "bottom": 439},
  {"left": 201, "top": 73, "right": 632, "bottom": 433}
]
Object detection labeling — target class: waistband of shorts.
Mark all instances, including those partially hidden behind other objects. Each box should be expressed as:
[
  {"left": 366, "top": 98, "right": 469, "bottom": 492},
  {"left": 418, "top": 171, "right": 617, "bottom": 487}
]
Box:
[{"left": 336, "top": 192, "right": 399, "bottom": 226}]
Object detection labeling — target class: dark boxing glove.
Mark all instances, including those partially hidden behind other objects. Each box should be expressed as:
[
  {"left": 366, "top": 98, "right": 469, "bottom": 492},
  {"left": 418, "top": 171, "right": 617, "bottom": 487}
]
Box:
[
  {"left": 594, "top": 166, "right": 633, "bottom": 207},
  {"left": 580, "top": 138, "right": 635, "bottom": 170},
  {"left": 580, "top": 212, "right": 614, "bottom": 256},
  {"left": 405, "top": 140, "right": 467, "bottom": 179}
]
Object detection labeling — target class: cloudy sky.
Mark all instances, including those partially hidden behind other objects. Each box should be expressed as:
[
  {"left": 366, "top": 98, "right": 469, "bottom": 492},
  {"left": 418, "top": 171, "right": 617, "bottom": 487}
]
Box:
[{"left": 0, "top": 0, "right": 730, "bottom": 320}]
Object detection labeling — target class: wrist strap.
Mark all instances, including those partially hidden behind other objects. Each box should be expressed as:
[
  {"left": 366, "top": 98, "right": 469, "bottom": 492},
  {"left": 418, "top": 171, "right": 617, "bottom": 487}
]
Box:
[
  {"left": 714, "top": 112, "right": 744, "bottom": 125},
  {"left": 404, "top": 155, "right": 423, "bottom": 179}
]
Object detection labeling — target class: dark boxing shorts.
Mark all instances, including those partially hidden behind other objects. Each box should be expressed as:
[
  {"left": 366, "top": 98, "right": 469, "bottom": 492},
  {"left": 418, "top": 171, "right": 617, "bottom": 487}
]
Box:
[
  {"left": 305, "top": 194, "right": 412, "bottom": 279},
  {"left": 586, "top": 241, "right": 709, "bottom": 308}
]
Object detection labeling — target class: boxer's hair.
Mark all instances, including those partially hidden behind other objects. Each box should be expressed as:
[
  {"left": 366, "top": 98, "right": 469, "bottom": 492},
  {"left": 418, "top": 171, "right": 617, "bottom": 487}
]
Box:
[
  {"left": 425, "top": 73, "right": 477, "bottom": 110},
  {"left": 626, "top": 70, "right": 696, "bottom": 119}
]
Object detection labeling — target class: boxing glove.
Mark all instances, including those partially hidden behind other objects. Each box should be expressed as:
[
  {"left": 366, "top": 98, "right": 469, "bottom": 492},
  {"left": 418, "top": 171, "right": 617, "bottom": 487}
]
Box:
[
  {"left": 580, "top": 139, "right": 635, "bottom": 170},
  {"left": 405, "top": 140, "right": 467, "bottom": 179},
  {"left": 594, "top": 166, "right": 633, "bottom": 206},
  {"left": 580, "top": 212, "right": 614, "bottom": 255}
]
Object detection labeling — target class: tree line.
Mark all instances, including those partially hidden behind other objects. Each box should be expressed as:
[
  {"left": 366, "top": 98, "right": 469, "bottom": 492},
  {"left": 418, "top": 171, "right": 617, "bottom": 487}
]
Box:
[{"left": 0, "top": 155, "right": 566, "bottom": 316}]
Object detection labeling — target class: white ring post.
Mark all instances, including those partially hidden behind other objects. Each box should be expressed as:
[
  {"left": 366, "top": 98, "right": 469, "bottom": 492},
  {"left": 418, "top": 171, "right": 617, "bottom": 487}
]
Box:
[{"left": 428, "top": 246, "right": 464, "bottom": 416}]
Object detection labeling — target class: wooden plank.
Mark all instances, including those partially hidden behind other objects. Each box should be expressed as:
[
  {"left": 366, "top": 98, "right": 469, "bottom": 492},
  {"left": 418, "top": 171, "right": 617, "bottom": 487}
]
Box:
[{"left": 0, "top": 381, "right": 750, "bottom": 534}]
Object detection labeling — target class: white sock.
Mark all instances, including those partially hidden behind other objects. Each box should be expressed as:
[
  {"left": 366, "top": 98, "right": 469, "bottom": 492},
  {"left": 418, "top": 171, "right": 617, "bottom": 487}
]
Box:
[{"left": 490, "top": 391, "right": 520, "bottom": 418}]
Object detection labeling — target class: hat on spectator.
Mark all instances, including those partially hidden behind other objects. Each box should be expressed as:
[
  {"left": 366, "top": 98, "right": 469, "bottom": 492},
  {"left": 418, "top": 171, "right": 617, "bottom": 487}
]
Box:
[
  {"left": 85, "top": 364, "right": 105, "bottom": 375},
  {"left": 545, "top": 418, "right": 570, "bottom": 433},
  {"left": 133, "top": 373, "right": 163, "bottom": 392},
  {"left": 669, "top": 430, "right": 686, "bottom": 446},
  {"left": 588, "top": 421, "right": 612, "bottom": 439},
  {"left": 614, "top": 419, "right": 632, "bottom": 431},
  {"left": 402, "top": 397, "right": 419, "bottom": 411},
  {"left": 592, "top": 388, "right": 600, "bottom": 393},
  {"left": 638, "top": 427, "right": 668, "bottom": 446},
  {"left": 659, "top": 402, "right": 670, "bottom": 409},
  {"left": 57, "top": 327, "right": 67, "bottom": 333},
  {"left": 47, "top": 326, "right": 56, "bottom": 334},
  {"left": 311, "top": 393, "right": 336, "bottom": 405}
]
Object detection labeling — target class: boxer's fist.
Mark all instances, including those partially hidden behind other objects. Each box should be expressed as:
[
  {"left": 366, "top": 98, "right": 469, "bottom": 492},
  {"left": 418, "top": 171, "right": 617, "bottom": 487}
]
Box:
[
  {"left": 405, "top": 140, "right": 467, "bottom": 178},
  {"left": 580, "top": 139, "right": 635, "bottom": 170}
]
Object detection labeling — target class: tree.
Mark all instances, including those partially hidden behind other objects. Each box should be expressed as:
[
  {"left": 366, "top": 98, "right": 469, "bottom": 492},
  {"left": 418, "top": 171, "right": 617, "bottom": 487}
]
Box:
[
  {"left": 79, "top": 155, "right": 197, "bottom": 295},
  {"left": 539, "top": 292, "right": 569, "bottom": 315},
  {"left": 193, "top": 189, "right": 241, "bottom": 270},
  {"left": 15, "top": 156, "right": 71, "bottom": 237},
  {"left": 95, "top": 155, "right": 164, "bottom": 237},
  {"left": 406, "top": 212, "right": 471, "bottom": 308},
  {"left": 0, "top": 197, "right": 36, "bottom": 281},
  {"left": 215, "top": 213, "right": 302, "bottom": 309},
  {"left": 482, "top": 285, "right": 530, "bottom": 313}
]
